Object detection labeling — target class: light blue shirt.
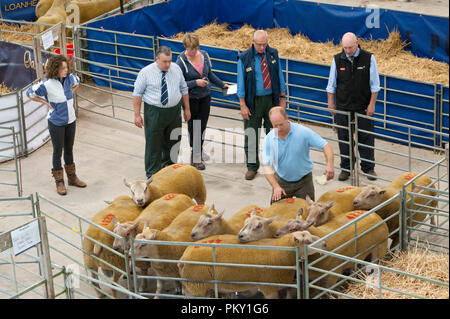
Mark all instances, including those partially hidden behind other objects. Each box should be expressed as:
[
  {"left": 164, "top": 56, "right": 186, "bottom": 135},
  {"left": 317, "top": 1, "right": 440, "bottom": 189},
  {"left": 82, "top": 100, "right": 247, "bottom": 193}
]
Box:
[
  {"left": 326, "top": 47, "right": 380, "bottom": 94},
  {"left": 237, "top": 48, "right": 286, "bottom": 98},
  {"left": 132, "top": 62, "right": 188, "bottom": 107},
  {"left": 262, "top": 122, "right": 328, "bottom": 182}
]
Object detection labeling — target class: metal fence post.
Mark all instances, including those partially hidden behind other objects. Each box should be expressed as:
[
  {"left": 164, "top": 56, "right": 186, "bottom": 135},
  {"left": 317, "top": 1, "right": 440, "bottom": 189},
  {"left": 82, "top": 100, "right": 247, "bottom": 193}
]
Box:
[{"left": 37, "top": 216, "right": 56, "bottom": 299}]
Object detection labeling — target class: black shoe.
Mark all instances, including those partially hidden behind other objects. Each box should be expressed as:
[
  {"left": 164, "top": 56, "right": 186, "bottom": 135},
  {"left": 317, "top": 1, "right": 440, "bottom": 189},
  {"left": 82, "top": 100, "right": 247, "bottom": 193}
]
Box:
[
  {"left": 192, "top": 162, "right": 205, "bottom": 170},
  {"left": 365, "top": 170, "right": 377, "bottom": 181},
  {"left": 338, "top": 171, "right": 350, "bottom": 181}
]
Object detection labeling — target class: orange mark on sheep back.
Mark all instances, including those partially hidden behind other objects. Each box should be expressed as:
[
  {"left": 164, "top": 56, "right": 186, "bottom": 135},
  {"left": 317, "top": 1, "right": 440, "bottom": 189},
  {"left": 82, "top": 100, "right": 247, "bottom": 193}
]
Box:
[
  {"left": 193, "top": 205, "right": 204, "bottom": 212},
  {"left": 337, "top": 186, "right": 355, "bottom": 193},
  {"left": 172, "top": 164, "right": 184, "bottom": 169},
  {"left": 100, "top": 213, "right": 115, "bottom": 226},
  {"left": 404, "top": 173, "right": 417, "bottom": 181},
  {"left": 285, "top": 198, "right": 295, "bottom": 203},
  {"left": 246, "top": 209, "right": 262, "bottom": 217},
  {"left": 346, "top": 211, "right": 365, "bottom": 220},
  {"left": 164, "top": 193, "right": 177, "bottom": 200}
]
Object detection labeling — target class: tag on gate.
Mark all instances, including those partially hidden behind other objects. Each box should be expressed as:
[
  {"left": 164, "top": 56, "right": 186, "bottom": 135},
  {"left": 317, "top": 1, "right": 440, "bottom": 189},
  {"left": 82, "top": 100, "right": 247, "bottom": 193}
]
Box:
[{"left": 10, "top": 220, "right": 41, "bottom": 256}]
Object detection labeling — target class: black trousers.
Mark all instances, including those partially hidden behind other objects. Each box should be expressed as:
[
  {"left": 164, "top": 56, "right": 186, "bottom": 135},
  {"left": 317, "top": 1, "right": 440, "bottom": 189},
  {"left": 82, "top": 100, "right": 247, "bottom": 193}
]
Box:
[
  {"left": 48, "top": 120, "right": 76, "bottom": 171},
  {"left": 188, "top": 95, "right": 211, "bottom": 163},
  {"left": 334, "top": 108, "right": 375, "bottom": 172}
]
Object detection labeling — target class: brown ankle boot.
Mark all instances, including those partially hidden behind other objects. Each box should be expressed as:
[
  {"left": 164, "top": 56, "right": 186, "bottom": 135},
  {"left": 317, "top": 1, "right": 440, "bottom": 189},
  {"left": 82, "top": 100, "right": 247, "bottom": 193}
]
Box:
[
  {"left": 64, "top": 163, "right": 87, "bottom": 187},
  {"left": 52, "top": 169, "right": 67, "bottom": 195}
]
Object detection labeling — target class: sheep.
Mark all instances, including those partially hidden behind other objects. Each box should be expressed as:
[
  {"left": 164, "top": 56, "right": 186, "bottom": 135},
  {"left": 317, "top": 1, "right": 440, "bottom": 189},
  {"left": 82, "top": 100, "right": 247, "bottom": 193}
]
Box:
[
  {"left": 112, "top": 193, "right": 195, "bottom": 253},
  {"left": 273, "top": 209, "right": 389, "bottom": 291},
  {"left": 302, "top": 186, "right": 362, "bottom": 227},
  {"left": 36, "top": 0, "right": 67, "bottom": 33},
  {"left": 190, "top": 204, "right": 266, "bottom": 241},
  {"left": 177, "top": 232, "right": 326, "bottom": 299},
  {"left": 263, "top": 197, "right": 309, "bottom": 223},
  {"left": 69, "top": 0, "right": 132, "bottom": 24},
  {"left": 132, "top": 204, "right": 211, "bottom": 298},
  {"left": 36, "top": 0, "right": 54, "bottom": 18},
  {"left": 237, "top": 211, "right": 282, "bottom": 243},
  {"left": 82, "top": 195, "right": 142, "bottom": 298},
  {"left": 352, "top": 172, "right": 437, "bottom": 247},
  {"left": 124, "top": 163, "right": 207, "bottom": 207}
]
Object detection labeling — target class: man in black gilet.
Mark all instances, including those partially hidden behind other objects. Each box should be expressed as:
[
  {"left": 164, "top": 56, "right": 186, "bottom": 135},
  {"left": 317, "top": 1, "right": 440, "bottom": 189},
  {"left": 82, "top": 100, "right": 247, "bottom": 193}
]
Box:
[{"left": 326, "top": 32, "right": 380, "bottom": 181}]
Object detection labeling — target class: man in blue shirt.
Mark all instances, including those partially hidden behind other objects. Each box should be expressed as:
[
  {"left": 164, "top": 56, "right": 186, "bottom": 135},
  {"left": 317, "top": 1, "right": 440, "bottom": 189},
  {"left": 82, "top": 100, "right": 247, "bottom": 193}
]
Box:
[
  {"left": 237, "top": 30, "right": 287, "bottom": 180},
  {"left": 262, "top": 107, "right": 334, "bottom": 203},
  {"left": 326, "top": 32, "right": 380, "bottom": 181}
]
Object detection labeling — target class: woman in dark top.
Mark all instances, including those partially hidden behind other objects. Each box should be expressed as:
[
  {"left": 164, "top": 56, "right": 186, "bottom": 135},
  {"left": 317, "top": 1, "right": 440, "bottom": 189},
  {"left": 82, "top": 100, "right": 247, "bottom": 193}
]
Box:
[{"left": 176, "top": 33, "right": 228, "bottom": 170}]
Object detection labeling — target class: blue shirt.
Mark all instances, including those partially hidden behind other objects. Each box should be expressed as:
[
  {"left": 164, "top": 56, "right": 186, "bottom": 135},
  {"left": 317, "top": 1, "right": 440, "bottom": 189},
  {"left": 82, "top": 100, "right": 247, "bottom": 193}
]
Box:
[
  {"left": 237, "top": 48, "right": 286, "bottom": 98},
  {"left": 326, "top": 47, "right": 380, "bottom": 94},
  {"left": 26, "top": 74, "right": 80, "bottom": 126},
  {"left": 262, "top": 122, "right": 328, "bottom": 182}
]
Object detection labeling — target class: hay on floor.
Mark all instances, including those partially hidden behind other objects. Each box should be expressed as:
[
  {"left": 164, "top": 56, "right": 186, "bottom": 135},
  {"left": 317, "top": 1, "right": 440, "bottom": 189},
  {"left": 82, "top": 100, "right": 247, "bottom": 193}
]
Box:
[{"left": 338, "top": 247, "right": 449, "bottom": 299}]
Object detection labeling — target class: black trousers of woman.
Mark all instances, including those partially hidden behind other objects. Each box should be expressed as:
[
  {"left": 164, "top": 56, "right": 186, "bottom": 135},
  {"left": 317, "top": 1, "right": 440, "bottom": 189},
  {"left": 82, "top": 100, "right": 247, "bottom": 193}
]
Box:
[
  {"left": 188, "top": 95, "right": 211, "bottom": 163},
  {"left": 48, "top": 120, "right": 76, "bottom": 170}
]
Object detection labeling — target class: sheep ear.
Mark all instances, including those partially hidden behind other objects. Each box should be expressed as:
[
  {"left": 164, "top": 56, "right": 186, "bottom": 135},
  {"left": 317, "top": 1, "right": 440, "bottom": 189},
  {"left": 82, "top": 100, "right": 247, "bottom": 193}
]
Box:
[
  {"left": 143, "top": 221, "right": 150, "bottom": 229},
  {"left": 215, "top": 210, "right": 224, "bottom": 219},
  {"left": 209, "top": 203, "right": 216, "bottom": 213},
  {"left": 250, "top": 209, "right": 257, "bottom": 216},
  {"left": 296, "top": 208, "right": 303, "bottom": 219},
  {"left": 305, "top": 195, "right": 314, "bottom": 205},
  {"left": 149, "top": 230, "right": 158, "bottom": 240},
  {"left": 132, "top": 220, "right": 141, "bottom": 231},
  {"left": 146, "top": 176, "right": 154, "bottom": 185},
  {"left": 123, "top": 178, "right": 131, "bottom": 188},
  {"left": 265, "top": 217, "right": 276, "bottom": 224},
  {"left": 327, "top": 200, "right": 336, "bottom": 209},
  {"left": 112, "top": 217, "right": 118, "bottom": 227}
]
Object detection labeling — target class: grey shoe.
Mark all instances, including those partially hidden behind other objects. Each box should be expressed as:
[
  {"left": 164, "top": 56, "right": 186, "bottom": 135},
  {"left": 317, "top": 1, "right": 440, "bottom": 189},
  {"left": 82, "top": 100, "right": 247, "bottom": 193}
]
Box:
[
  {"left": 338, "top": 171, "right": 350, "bottom": 181},
  {"left": 365, "top": 170, "right": 377, "bottom": 181}
]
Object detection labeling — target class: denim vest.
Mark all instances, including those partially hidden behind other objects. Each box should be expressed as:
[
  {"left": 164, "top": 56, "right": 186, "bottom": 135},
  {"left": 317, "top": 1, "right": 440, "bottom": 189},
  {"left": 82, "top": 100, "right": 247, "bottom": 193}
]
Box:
[{"left": 238, "top": 45, "right": 281, "bottom": 111}]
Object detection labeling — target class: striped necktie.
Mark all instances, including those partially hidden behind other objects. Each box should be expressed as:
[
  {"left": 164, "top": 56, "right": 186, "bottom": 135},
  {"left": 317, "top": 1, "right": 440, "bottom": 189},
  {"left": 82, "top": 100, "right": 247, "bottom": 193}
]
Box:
[
  {"left": 259, "top": 53, "right": 272, "bottom": 91},
  {"left": 161, "top": 70, "right": 168, "bottom": 106}
]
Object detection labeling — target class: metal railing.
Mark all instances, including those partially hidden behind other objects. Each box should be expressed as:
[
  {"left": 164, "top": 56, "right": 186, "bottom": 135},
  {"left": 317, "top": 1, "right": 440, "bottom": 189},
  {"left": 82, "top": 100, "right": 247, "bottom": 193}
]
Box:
[{"left": 0, "top": 126, "right": 21, "bottom": 196}]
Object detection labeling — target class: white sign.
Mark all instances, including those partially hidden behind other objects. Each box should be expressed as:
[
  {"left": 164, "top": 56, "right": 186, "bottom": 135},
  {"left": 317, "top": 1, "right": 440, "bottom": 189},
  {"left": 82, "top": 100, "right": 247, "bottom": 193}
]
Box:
[
  {"left": 42, "top": 31, "right": 54, "bottom": 50},
  {"left": 10, "top": 220, "right": 41, "bottom": 256}
]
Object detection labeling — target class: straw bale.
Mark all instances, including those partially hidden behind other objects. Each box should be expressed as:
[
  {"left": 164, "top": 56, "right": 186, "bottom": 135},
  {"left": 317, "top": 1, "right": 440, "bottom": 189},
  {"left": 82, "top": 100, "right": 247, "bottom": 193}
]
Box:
[
  {"left": 338, "top": 247, "right": 449, "bottom": 299},
  {"left": 0, "top": 23, "right": 35, "bottom": 44},
  {"left": 172, "top": 22, "right": 449, "bottom": 86},
  {"left": 0, "top": 82, "right": 13, "bottom": 95}
]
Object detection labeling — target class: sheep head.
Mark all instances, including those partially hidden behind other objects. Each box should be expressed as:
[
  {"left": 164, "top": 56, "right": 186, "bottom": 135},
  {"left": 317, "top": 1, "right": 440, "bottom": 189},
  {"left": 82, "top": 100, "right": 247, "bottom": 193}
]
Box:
[
  {"left": 273, "top": 208, "right": 310, "bottom": 238},
  {"left": 292, "top": 230, "right": 326, "bottom": 257},
  {"left": 124, "top": 176, "right": 154, "bottom": 207},
  {"left": 305, "top": 195, "right": 335, "bottom": 227},
  {"left": 238, "top": 210, "right": 276, "bottom": 243},
  {"left": 133, "top": 227, "right": 159, "bottom": 259},
  {"left": 190, "top": 204, "right": 224, "bottom": 241},
  {"left": 353, "top": 185, "right": 386, "bottom": 209},
  {"left": 112, "top": 218, "right": 141, "bottom": 253}
]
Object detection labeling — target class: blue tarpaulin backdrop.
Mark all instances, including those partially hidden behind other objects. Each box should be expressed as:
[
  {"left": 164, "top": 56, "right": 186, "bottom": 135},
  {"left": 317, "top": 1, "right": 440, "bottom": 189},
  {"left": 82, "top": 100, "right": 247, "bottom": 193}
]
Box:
[
  {"left": 87, "top": 0, "right": 449, "bottom": 63},
  {"left": 0, "top": 0, "right": 37, "bottom": 21}
]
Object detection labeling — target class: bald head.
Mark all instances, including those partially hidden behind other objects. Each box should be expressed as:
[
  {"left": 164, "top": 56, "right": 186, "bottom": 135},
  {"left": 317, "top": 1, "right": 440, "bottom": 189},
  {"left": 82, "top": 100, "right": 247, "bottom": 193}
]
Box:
[
  {"left": 253, "top": 30, "right": 268, "bottom": 54},
  {"left": 341, "top": 32, "right": 358, "bottom": 56}
]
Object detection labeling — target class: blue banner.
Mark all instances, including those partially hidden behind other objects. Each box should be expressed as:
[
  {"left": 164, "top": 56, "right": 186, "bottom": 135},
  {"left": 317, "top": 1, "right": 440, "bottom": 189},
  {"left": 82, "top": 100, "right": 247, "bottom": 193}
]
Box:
[{"left": 0, "top": 0, "right": 37, "bottom": 21}]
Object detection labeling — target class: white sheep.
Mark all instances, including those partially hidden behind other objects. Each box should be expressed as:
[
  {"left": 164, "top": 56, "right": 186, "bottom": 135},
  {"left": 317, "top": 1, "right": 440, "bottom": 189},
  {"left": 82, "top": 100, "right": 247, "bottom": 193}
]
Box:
[
  {"left": 302, "top": 186, "right": 362, "bottom": 227},
  {"left": 82, "top": 195, "right": 142, "bottom": 298},
  {"left": 178, "top": 232, "right": 326, "bottom": 298},
  {"left": 237, "top": 211, "right": 285, "bottom": 243},
  {"left": 124, "top": 163, "right": 207, "bottom": 207},
  {"left": 273, "top": 209, "right": 389, "bottom": 291},
  {"left": 352, "top": 172, "right": 437, "bottom": 247},
  {"left": 132, "top": 204, "right": 211, "bottom": 298},
  {"left": 190, "top": 204, "right": 266, "bottom": 241}
]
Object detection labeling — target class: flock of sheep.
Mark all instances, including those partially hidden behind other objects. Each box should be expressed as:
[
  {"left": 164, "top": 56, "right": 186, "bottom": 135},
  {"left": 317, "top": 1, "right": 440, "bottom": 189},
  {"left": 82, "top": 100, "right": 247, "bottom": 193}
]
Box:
[{"left": 82, "top": 164, "right": 438, "bottom": 299}]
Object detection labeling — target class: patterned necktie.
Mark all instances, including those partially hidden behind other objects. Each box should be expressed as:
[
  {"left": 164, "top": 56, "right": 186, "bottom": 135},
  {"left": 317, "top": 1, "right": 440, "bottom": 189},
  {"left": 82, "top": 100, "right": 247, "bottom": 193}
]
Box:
[
  {"left": 259, "top": 53, "right": 272, "bottom": 90},
  {"left": 161, "top": 70, "right": 168, "bottom": 105}
]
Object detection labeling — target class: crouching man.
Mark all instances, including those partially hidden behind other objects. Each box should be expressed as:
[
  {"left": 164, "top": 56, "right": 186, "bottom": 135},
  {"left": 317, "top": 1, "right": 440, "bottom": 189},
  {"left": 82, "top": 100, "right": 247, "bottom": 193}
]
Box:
[{"left": 262, "top": 107, "right": 334, "bottom": 204}]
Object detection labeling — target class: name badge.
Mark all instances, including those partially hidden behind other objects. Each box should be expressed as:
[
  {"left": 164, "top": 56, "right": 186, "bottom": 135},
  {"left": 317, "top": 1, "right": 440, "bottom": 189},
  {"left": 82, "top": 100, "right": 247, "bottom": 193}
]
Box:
[
  {"left": 339, "top": 67, "right": 346, "bottom": 71},
  {"left": 246, "top": 67, "right": 252, "bottom": 72}
]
